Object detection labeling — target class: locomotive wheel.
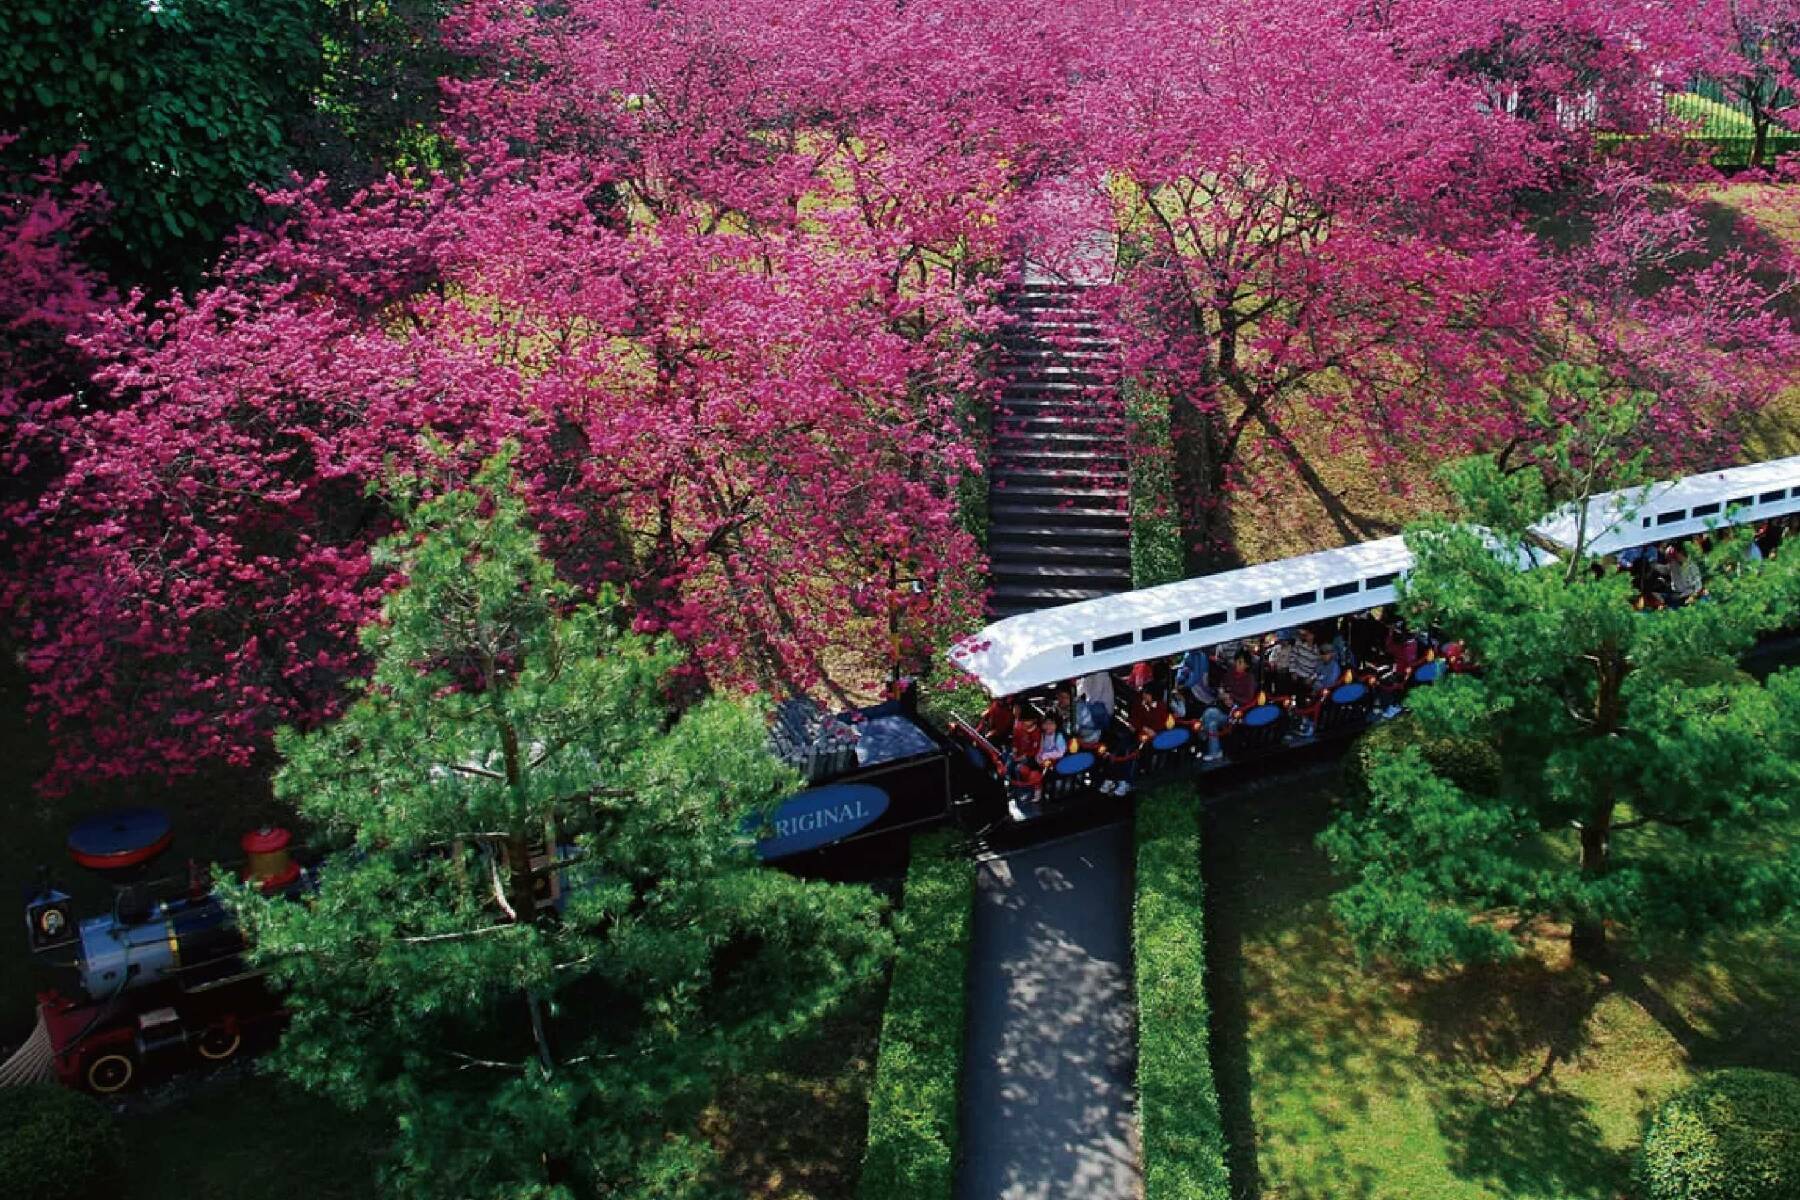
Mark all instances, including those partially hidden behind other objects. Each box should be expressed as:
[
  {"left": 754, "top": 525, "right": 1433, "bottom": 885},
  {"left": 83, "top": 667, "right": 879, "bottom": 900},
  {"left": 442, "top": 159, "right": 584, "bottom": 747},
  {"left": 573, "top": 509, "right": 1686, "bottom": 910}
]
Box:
[
  {"left": 197, "top": 1025, "right": 242, "bottom": 1061},
  {"left": 85, "top": 1051, "right": 135, "bottom": 1094}
]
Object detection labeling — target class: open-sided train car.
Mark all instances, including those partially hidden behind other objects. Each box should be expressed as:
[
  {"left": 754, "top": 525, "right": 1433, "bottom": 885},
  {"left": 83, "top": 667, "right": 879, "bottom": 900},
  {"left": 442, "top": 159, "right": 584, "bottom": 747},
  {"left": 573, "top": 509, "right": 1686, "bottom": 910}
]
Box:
[{"left": 939, "top": 452, "right": 1800, "bottom": 825}]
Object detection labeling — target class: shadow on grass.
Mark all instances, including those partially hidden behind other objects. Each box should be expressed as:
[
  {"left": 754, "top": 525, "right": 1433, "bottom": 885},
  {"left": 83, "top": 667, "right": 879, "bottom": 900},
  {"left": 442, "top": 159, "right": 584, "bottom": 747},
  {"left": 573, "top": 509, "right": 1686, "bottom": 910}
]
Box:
[
  {"left": 1435, "top": 1080, "right": 1627, "bottom": 1200},
  {"left": 702, "top": 983, "right": 884, "bottom": 1200},
  {"left": 1203, "top": 770, "right": 1394, "bottom": 1200},
  {"left": 1406, "top": 959, "right": 1626, "bottom": 1199}
]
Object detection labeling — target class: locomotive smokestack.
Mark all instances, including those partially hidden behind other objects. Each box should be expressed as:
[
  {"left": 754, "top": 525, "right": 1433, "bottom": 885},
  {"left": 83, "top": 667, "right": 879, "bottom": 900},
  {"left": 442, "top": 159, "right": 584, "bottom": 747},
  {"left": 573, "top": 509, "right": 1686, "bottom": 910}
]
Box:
[{"left": 240, "top": 827, "right": 300, "bottom": 892}]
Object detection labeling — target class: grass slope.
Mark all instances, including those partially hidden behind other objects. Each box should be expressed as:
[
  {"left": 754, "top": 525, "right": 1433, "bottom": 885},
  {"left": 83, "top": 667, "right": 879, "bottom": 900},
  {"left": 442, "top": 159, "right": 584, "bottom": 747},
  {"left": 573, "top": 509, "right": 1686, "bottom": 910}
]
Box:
[{"left": 1204, "top": 771, "right": 1800, "bottom": 1200}]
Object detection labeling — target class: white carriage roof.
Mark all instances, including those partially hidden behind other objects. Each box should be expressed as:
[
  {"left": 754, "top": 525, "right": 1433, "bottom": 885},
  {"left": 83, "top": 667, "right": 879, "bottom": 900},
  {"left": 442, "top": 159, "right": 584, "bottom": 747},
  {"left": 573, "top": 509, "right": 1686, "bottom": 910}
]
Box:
[
  {"left": 949, "top": 536, "right": 1416, "bottom": 697},
  {"left": 1532, "top": 454, "right": 1800, "bottom": 557}
]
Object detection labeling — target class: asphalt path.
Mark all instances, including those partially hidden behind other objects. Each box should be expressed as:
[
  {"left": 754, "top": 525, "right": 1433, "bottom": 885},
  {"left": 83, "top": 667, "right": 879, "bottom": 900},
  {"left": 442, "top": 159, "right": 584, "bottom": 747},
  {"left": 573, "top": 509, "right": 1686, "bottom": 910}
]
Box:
[{"left": 955, "top": 819, "right": 1143, "bottom": 1200}]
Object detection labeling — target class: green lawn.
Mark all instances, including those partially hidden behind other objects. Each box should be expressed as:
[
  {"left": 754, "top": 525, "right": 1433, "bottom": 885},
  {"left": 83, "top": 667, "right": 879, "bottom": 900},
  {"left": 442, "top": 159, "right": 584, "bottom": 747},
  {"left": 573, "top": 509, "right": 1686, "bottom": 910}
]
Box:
[
  {"left": 1201, "top": 769, "right": 1800, "bottom": 1200},
  {"left": 119, "top": 1074, "right": 385, "bottom": 1200}
]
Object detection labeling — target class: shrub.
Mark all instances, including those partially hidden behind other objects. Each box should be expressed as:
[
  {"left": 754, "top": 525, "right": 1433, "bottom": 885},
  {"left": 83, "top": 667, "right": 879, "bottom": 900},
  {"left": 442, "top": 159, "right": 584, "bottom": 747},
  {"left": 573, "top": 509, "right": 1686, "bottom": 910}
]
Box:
[
  {"left": 1134, "top": 789, "right": 1230, "bottom": 1200},
  {"left": 1342, "top": 714, "right": 1502, "bottom": 801},
  {"left": 1638, "top": 1068, "right": 1800, "bottom": 1200},
  {"left": 859, "top": 830, "right": 974, "bottom": 1200},
  {"left": 0, "top": 1083, "right": 124, "bottom": 1200},
  {"left": 1126, "top": 385, "right": 1185, "bottom": 589}
]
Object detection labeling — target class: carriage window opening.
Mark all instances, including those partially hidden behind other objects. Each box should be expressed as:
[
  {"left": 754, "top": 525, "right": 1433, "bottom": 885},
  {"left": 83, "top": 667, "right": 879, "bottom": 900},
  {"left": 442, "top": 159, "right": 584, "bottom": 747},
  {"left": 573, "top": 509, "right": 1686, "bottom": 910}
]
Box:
[
  {"left": 1280, "top": 590, "right": 1316, "bottom": 611},
  {"left": 1093, "top": 632, "right": 1134, "bottom": 653},
  {"left": 1692, "top": 501, "right": 1721, "bottom": 518},
  {"left": 1071, "top": 644, "right": 1085, "bottom": 658},
  {"left": 1142, "top": 621, "right": 1180, "bottom": 642},
  {"left": 1761, "top": 490, "right": 1786, "bottom": 505},
  {"left": 1323, "top": 581, "right": 1360, "bottom": 600},
  {"left": 1235, "top": 600, "right": 1273, "bottom": 619},
  {"left": 1656, "top": 509, "right": 1687, "bottom": 527},
  {"left": 1188, "top": 612, "right": 1226, "bottom": 631},
  {"left": 1642, "top": 516, "right": 1653, "bottom": 528},
  {"left": 1730, "top": 495, "right": 1754, "bottom": 511},
  {"left": 1367, "top": 572, "right": 1400, "bottom": 590}
]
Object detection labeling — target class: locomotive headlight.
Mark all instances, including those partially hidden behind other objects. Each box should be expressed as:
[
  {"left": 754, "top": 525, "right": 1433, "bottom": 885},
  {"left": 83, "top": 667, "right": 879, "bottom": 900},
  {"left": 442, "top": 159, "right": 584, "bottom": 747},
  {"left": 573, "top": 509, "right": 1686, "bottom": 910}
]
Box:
[{"left": 25, "top": 889, "right": 77, "bottom": 952}]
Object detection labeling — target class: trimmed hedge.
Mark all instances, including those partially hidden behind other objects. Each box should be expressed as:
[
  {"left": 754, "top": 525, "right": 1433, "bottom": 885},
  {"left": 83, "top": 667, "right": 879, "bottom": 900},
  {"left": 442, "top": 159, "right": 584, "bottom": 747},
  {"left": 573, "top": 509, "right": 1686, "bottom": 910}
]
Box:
[
  {"left": 859, "top": 830, "right": 975, "bottom": 1200},
  {"left": 1134, "top": 790, "right": 1230, "bottom": 1200},
  {"left": 1638, "top": 1068, "right": 1800, "bottom": 1200},
  {"left": 0, "top": 1083, "right": 124, "bottom": 1200}
]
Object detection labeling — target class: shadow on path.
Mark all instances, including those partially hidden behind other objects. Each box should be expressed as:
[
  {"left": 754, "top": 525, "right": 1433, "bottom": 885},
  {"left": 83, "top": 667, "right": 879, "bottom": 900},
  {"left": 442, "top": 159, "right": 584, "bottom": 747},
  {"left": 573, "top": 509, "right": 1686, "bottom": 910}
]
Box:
[{"left": 956, "top": 821, "right": 1143, "bottom": 1200}]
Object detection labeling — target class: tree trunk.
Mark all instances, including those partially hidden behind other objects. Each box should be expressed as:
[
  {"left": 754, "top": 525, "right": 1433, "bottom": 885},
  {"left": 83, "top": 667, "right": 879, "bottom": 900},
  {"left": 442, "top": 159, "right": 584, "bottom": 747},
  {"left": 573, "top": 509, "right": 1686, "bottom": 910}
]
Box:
[
  {"left": 1571, "top": 814, "right": 1610, "bottom": 963},
  {"left": 1170, "top": 397, "right": 1237, "bottom": 574},
  {"left": 1573, "top": 646, "right": 1625, "bottom": 964}
]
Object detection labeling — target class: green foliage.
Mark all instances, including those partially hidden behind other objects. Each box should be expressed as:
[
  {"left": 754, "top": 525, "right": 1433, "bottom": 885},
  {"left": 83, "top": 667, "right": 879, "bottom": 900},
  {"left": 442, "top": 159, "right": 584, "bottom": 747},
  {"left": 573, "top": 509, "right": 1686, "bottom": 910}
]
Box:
[
  {"left": 0, "top": 0, "right": 322, "bottom": 284},
  {"left": 0, "top": 1083, "right": 123, "bottom": 1200},
  {"left": 233, "top": 447, "right": 891, "bottom": 1199},
  {"left": 955, "top": 386, "right": 992, "bottom": 548},
  {"left": 1322, "top": 448, "right": 1800, "bottom": 967},
  {"left": 859, "top": 830, "right": 973, "bottom": 1200},
  {"left": 1638, "top": 1069, "right": 1800, "bottom": 1200},
  {"left": 1342, "top": 715, "right": 1502, "bottom": 801},
  {"left": 1134, "top": 790, "right": 1230, "bottom": 1200},
  {"left": 1127, "top": 385, "right": 1185, "bottom": 589},
  {"left": 298, "top": 0, "right": 466, "bottom": 186}
]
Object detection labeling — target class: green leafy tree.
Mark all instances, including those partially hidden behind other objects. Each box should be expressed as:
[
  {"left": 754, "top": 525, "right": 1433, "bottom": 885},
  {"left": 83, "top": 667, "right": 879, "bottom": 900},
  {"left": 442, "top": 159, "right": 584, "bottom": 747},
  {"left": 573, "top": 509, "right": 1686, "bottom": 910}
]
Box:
[
  {"left": 1321, "top": 450, "right": 1800, "bottom": 966},
  {"left": 294, "top": 0, "right": 466, "bottom": 186},
  {"left": 233, "top": 449, "right": 891, "bottom": 1199},
  {"left": 0, "top": 0, "right": 321, "bottom": 284}
]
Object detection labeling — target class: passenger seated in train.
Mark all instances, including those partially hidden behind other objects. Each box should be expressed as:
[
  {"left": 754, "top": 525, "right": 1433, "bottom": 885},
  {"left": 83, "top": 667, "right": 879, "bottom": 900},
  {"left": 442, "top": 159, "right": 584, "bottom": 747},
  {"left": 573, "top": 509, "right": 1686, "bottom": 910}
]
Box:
[
  {"left": 1288, "top": 637, "right": 1346, "bottom": 738},
  {"left": 977, "top": 696, "right": 1014, "bottom": 743},
  {"left": 1194, "top": 651, "right": 1258, "bottom": 762},
  {"left": 1096, "top": 718, "right": 1140, "bottom": 795},
  {"left": 1076, "top": 669, "right": 1115, "bottom": 741},
  {"left": 1666, "top": 542, "right": 1704, "bottom": 605},
  {"left": 1037, "top": 714, "right": 1067, "bottom": 770},
  {"left": 1281, "top": 627, "right": 1327, "bottom": 698}
]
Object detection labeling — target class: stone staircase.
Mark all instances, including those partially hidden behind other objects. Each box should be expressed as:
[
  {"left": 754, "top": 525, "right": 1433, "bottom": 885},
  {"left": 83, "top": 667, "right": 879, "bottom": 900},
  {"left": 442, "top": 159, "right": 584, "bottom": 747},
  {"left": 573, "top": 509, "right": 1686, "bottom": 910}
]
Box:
[{"left": 987, "top": 282, "right": 1132, "bottom": 619}]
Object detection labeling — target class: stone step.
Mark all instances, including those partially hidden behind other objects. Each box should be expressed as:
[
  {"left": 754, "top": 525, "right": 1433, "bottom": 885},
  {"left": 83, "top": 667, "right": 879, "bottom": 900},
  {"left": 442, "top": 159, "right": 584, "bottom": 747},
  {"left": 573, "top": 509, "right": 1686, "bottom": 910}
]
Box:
[
  {"left": 1006, "top": 318, "right": 1106, "bottom": 338},
  {"left": 1003, "top": 281, "right": 1090, "bottom": 296},
  {"left": 994, "top": 439, "right": 1128, "bottom": 457},
  {"left": 999, "top": 370, "right": 1117, "bottom": 389},
  {"left": 984, "top": 521, "right": 1130, "bottom": 545},
  {"left": 1004, "top": 289, "right": 1098, "bottom": 311},
  {"left": 993, "top": 438, "right": 1127, "bottom": 458},
  {"left": 999, "top": 340, "right": 1116, "bottom": 360},
  {"left": 990, "top": 502, "right": 1130, "bottom": 528},
  {"left": 995, "top": 396, "right": 1123, "bottom": 413},
  {"left": 991, "top": 463, "right": 1127, "bottom": 484},
  {"left": 990, "top": 557, "right": 1133, "bottom": 580},
  {"left": 989, "top": 582, "right": 1119, "bottom": 609},
  {"left": 988, "top": 482, "right": 1126, "bottom": 506},
  {"left": 989, "top": 538, "right": 1132, "bottom": 564},
  {"left": 991, "top": 472, "right": 1128, "bottom": 495},
  {"left": 994, "top": 419, "right": 1129, "bottom": 439},
  {"left": 1004, "top": 307, "right": 1104, "bottom": 327},
  {"left": 990, "top": 564, "right": 1134, "bottom": 593}
]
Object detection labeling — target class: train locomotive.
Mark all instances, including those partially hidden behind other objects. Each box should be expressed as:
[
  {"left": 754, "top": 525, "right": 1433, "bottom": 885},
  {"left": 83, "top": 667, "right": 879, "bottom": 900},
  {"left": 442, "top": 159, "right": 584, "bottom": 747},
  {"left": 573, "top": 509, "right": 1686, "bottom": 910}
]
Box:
[{"left": 7, "top": 812, "right": 304, "bottom": 1095}]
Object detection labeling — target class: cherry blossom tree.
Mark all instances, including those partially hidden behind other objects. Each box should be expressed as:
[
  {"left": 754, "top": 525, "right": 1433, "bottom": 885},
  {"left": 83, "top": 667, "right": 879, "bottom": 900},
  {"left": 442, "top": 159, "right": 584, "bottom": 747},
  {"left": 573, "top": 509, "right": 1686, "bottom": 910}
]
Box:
[
  {"left": 1074, "top": 0, "right": 1794, "bottom": 563},
  {"left": 7, "top": 0, "right": 1796, "bottom": 789}
]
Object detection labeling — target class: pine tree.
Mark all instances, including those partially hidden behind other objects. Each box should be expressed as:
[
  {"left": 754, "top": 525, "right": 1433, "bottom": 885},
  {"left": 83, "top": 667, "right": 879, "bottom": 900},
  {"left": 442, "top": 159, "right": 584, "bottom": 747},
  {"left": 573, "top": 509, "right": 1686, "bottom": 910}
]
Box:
[
  {"left": 232, "top": 448, "right": 891, "bottom": 1198},
  {"left": 1322, "top": 450, "right": 1800, "bottom": 967}
]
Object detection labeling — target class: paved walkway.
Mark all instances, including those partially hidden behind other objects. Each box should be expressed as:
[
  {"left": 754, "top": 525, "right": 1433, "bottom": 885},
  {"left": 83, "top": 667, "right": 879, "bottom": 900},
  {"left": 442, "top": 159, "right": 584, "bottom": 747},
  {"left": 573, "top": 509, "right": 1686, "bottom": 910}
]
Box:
[{"left": 956, "top": 820, "right": 1143, "bottom": 1200}]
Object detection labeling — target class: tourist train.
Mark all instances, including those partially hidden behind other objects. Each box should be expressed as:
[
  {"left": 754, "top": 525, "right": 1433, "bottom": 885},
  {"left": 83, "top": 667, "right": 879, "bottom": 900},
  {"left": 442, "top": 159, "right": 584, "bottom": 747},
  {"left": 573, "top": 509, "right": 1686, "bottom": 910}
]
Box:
[{"left": 10, "top": 452, "right": 1800, "bottom": 1093}]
